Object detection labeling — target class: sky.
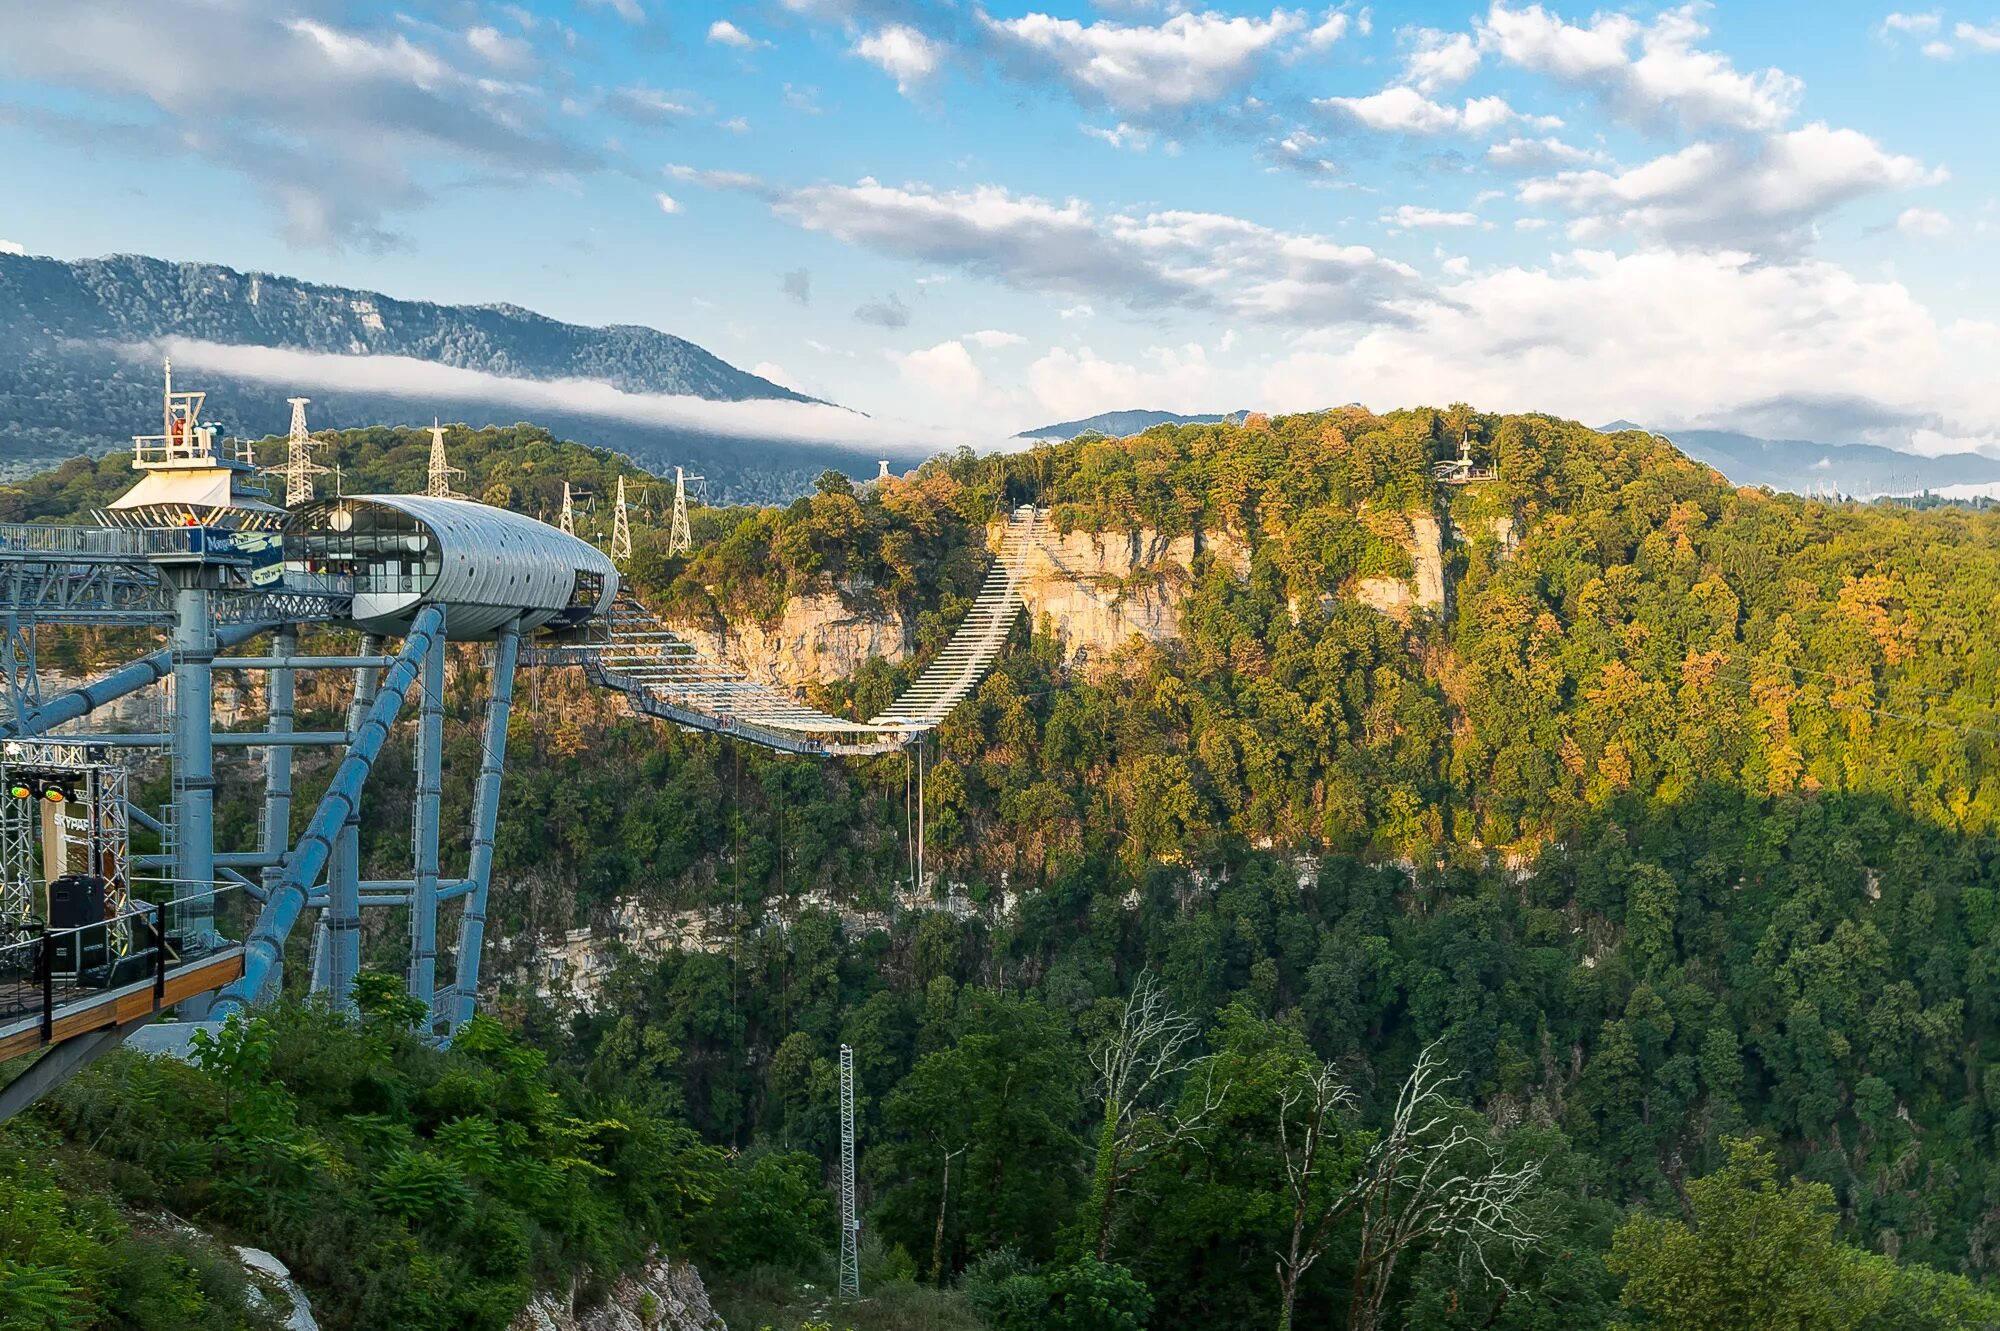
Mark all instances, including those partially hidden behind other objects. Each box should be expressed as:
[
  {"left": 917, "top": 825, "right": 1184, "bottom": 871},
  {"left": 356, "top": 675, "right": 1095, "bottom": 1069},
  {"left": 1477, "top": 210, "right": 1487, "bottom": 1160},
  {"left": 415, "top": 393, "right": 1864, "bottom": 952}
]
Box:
[{"left": 0, "top": 0, "right": 1994, "bottom": 454}]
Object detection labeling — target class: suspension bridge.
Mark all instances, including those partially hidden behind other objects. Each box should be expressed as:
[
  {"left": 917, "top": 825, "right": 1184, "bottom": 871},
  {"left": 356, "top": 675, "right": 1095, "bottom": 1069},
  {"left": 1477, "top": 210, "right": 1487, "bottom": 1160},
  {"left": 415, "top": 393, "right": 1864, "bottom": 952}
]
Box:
[{"left": 0, "top": 366, "right": 1041, "bottom": 1119}]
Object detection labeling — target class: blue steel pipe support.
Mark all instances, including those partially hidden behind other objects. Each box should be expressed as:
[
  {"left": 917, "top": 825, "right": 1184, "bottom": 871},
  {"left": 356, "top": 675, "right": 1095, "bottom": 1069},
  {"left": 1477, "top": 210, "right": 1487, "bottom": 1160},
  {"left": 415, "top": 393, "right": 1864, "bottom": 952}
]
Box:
[
  {"left": 408, "top": 608, "right": 445, "bottom": 1028},
  {"left": 322, "top": 633, "right": 384, "bottom": 1009},
  {"left": 449, "top": 618, "right": 519, "bottom": 1034},
  {"left": 213, "top": 606, "right": 444, "bottom": 1017},
  {"left": 4, "top": 622, "right": 267, "bottom": 739}
]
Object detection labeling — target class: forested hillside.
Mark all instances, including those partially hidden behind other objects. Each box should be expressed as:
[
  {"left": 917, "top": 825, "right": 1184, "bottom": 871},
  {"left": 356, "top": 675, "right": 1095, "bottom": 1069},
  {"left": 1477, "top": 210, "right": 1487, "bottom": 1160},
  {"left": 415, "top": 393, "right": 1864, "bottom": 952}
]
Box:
[{"left": 12, "top": 406, "right": 2000, "bottom": 1330}]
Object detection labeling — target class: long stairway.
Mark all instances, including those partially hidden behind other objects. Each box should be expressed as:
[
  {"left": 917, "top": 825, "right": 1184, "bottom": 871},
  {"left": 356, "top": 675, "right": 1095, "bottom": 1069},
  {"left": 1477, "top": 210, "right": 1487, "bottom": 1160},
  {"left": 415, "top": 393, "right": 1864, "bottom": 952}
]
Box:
[{"left": 572, "top": 505, "right": 1040, "bottom": 754}]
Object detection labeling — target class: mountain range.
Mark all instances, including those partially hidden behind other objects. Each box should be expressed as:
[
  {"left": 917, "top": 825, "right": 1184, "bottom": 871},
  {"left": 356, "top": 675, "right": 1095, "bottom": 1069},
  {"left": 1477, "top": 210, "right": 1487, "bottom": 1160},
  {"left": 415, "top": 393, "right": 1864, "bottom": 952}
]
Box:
[
  {"left": 0, "top": 253, "right": 926, "bottom": 503},
  {"left": 1017, "top": 408, "right": 1253, "bottom": 441}
]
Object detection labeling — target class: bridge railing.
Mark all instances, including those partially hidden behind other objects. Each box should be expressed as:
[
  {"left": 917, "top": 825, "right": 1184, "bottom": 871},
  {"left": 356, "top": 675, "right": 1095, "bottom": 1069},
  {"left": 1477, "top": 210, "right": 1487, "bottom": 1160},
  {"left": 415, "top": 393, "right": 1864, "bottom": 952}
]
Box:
[
  {"left": 0, "top": 882, "right": 247, "bottom": 1040},
  {"left": 0, "top": 524, "right": 279, "bottom": 563}
]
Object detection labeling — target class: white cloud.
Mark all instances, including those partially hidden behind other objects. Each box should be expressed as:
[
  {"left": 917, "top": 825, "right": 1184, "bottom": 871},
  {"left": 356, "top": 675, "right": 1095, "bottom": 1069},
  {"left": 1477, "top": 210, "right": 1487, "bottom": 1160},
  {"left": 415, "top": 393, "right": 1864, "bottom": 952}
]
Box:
[
  {"left": 713, "top": 174, "right": 1421, "bottom": 325},
  {"left": 1387, "top": 205, "right": 1481, "bottom": 228},
  {"left": 1318, "top": 87, "right": 1556, "bottom": 135},
  {"left": 1876, "top": 11, "right": 1942, "bottom": 40},
  {"left": 583, "top": 0, "right": 644, "bottom": 22},
  {"left": 1957, "top": 19, "right": 2000, "bottom": 50},
  {"left": 717, "top": 116, "right": 751, "bottom": 134},
  {"left": 1257, "top": 248, "right": 1999, "bottom": 450},
  {"left": 1403, "top": 28, "right": 1481, "bottom": 91},
  {"left": 0, "top": 239, "right": 24, "bottom": 255},
  {"left": 965, "top": 329, "right": 1027, "bottom": 348},
  {"left": 1486, "top": 135, "right": 1598, "bottom": 170},
  {"left": 0, "top": 1, "right": 596, "bottom": 250},
  {"left": 1520, "top": 123, "right": 1944, "bottom": 248},
  {"left": 464, "top": 24, "right": 532, "bottom": 68},
  {"left": 1478, "top": 1, "right": 1803, "bottom": 132},
  {"left": 1081, "top": 122, "right": 1152, "bottom": 151},
  {"left": 982, "top": 9, "right": 1307, "bottom": 113},
  {"left": 1922, "top": 37, "right": 1956, "bottom": 57},
  {"left": 1060, "top": 304, "right": 1095, "bottom": 319},
  {"left": 1026, "top": 344, "right": 1216, "bottom": 418},
  {"left": 707, "top": 19, "right": 761, "bottom": 48},
  {"left": 900, "top": 340, "right": 985, "bottom": 401},
  {"left": 1299, "top": 10, "right": 1357, "bottom": 53},
  {"left": 751, "top": 361, "right": 799, "bottom": 390},
  {"left": 654, "top": 192, "right": 682, "bottom": 214},
  {"left": 854, "top": 24, "right": 945, "bottom": 94},
  {"left": 608, "top": 84, "right": 698, "bottom": 123},
  {"left": 142, "top": 337, "right": 994, "bottom": 451},
  {"left": 1896, "top": 206, "right": 1952, "bottom": 236}
]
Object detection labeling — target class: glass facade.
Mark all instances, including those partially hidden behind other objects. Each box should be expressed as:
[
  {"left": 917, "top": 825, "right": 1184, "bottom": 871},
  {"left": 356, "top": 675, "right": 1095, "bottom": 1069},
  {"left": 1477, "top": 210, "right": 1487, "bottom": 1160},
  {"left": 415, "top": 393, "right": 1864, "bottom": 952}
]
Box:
[{"left": 286, "top": 503, "right": 441, "bottom": 598}]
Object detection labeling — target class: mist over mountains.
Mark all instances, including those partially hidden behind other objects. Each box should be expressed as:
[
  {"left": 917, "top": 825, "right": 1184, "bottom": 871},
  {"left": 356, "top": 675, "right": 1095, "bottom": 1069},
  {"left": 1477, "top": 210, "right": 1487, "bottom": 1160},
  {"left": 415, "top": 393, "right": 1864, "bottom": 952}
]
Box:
[{"left": 0, "top": 253, "right": 927, "bottom": 503}]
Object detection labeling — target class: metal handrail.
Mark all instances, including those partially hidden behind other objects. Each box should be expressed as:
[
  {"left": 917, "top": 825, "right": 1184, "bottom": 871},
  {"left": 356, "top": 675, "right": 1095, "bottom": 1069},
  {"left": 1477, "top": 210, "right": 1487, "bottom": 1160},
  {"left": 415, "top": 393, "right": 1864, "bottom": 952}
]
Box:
[{"left": 0, "top": 881, "right": 246, "bottom": 1034}]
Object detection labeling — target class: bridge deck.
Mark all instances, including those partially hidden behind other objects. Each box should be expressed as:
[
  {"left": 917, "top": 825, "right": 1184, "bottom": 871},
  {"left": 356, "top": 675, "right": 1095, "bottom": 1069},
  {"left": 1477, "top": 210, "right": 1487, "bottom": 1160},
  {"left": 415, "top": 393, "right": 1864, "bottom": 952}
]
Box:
[{"left": 0, "top": 947, "right": 243, "bottom": 1064}]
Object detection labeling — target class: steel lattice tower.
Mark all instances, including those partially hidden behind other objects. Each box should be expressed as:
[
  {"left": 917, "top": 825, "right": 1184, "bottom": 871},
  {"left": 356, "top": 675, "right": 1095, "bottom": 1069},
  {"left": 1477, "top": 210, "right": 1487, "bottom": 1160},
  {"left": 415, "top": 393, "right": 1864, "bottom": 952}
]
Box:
[
  {"left": 610, "top": 476, "right": 633, "bottom": 562},
  {"left": 426, "top": 421, "right": 466, "bottom": 499},
  {"left": 668, "top": 466, "right": 702, "bottom": 555},
  {"left": 839, "top": 1043, "right": 860, "bottom": 1302},
  {"left": 272, "top": 397, "right": 329, "bottom": 507},
  {"left": 559, "top": 481, "right": 576, "bottom": 536}
]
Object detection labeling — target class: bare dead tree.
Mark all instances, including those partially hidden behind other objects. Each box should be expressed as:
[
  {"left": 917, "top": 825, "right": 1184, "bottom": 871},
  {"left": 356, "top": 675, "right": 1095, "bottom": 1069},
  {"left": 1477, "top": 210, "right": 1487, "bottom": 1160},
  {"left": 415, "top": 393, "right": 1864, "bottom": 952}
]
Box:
[
  {"left": 930, "top": 1140, "right": 968, "bottom": 1284},
  {"left": 1275, "top": 1061, "right": 1360, "bottom": 1331},
  {"left": 1342, "top": 1042, "right": 1544, "bottom": 1331},
  {"left": 1084, "top": 970, "right": 1227, "bottom": 1258}
]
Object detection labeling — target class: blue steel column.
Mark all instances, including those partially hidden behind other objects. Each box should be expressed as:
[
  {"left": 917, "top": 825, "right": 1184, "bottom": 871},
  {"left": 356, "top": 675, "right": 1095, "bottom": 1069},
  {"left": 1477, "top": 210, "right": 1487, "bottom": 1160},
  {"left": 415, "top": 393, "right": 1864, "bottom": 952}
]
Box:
[
  {"left": 324, "top": 632, "right": 383, "bottom": 1010},
  {"left": 261, "top": 627, "right": 296, "bottom": 996},
  {"left": 408, "top": 608, "right": 446, "bottom": 1029},
  {"left": 214, "top": 607, "right": 444, "bottom": 1017},
  {"left": 450, "top": 617, "right": 519, "bottom": 1034},
  {"left": 169, "top": 577, "right": 216, "bottom": 949}
]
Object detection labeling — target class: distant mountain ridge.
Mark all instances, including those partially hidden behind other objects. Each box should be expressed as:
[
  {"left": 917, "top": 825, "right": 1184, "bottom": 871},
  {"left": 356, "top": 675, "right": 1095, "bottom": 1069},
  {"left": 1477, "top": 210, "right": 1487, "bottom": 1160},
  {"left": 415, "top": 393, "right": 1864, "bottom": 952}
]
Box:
[
  {"left": 1601, "top": 421, "right": 2000, "bottom": 498},
  {"left": 1017, "top": 409, "right": 1251, "bottom": 441},
  {"left": 0, "top": 252, "right": 918, "bottom": 503}
]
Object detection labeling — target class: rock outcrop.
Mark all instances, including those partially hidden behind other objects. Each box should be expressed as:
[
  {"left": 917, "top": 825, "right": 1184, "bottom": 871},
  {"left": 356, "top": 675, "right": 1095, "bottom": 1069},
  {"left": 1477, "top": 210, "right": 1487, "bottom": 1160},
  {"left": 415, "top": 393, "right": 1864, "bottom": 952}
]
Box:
[
  {"left": 512, "top": 1253, "right": 723, "bottom": 1331},
  {"left": 1005, "top": 523, "right": 1250, "bottom": 665},
  {"left": 673, "top": 588, "right": 911, "bottom": 688}
]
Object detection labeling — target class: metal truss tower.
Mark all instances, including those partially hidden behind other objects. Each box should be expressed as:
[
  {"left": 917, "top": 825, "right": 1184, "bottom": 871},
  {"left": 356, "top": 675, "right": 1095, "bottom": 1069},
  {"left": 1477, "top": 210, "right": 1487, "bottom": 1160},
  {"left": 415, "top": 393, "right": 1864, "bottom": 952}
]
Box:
[
  {"left": 668, "top": 466, "right": 701, "bottom": 556},
  {"left": 426, "top": 421, "right": 466, "bottom": 500},
  {"left": 839, "top": 1043, "right": 861, "bottom": 1302},
  {"left": 272, "top": 398, "right": 329, "bottom": 508},
  {"left": 610, "top": 476, "right": 633, "bottom": 563},
  {"left": 559, "top": 481, "right": 576, "bottom": 536}
]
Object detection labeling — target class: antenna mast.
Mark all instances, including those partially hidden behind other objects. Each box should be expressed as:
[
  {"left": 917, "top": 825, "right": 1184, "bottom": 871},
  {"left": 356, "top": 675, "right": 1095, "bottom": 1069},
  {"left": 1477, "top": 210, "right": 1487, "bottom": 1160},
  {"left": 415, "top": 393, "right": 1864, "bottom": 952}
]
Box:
[
  {"left": 839, "top": 1043, "right": 861, "bottom": 1303},
  {"left": 426, "top": 420, "right": 465, "bottom": 499},
  {"left": 559, "top": 481, "right": 576, "bottom": 536},
  {"left": 270, "top": 397, "right": 329, "bottom": 507},
  {"left": 668, "top": 465, "right": 703, "bottom": 556},
  {"left": 611, "top": 476, "right": 633, "bottom": 561}
]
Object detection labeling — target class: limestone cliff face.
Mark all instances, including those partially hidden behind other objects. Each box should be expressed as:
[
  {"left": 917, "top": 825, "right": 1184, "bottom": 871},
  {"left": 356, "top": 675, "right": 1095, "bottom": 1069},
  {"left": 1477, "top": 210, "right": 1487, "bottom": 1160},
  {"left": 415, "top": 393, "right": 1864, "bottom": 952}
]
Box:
[
  {"left": 1003, "top": 523, "right": 1251, "bottom": 664},
  {"left": 673, "top": 588, "right": 911, "bottom": 688},
  {"left": 661, "top": 504, "right": 1462, "bottom": 684}
]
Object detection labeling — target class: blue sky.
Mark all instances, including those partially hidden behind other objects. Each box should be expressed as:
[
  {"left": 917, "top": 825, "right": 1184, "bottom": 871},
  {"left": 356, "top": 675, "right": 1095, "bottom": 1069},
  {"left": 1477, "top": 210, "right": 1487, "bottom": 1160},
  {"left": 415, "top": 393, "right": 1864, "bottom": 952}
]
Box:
[{"left": 0, "top": 0, "right": 1993, "bottom": 452}]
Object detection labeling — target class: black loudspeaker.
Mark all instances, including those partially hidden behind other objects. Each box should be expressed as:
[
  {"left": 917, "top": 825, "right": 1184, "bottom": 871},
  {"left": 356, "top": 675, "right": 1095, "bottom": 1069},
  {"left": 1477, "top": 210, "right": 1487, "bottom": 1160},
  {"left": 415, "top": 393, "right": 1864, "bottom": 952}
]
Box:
[
  {"left": 48, "top": 874, "right": 107, "bottom": 929},
  {"left": 52, "top": 927, "right": 108, "bottom": 977}
]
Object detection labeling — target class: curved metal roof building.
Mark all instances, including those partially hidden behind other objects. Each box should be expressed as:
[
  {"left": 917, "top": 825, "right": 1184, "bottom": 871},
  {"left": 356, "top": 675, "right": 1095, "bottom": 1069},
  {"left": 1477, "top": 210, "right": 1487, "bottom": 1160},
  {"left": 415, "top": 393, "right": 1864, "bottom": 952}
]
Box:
[{"left": 285, "top": 495, "right": 617, "bottom": 639}]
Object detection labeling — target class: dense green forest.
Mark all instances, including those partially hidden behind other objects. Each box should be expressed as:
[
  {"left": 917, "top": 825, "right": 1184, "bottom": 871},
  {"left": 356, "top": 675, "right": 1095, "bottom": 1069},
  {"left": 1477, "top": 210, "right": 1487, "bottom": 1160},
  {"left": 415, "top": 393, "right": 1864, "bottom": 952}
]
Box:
[{"left": 11, "top": 407, "right": 2000, "bottom": 1329}]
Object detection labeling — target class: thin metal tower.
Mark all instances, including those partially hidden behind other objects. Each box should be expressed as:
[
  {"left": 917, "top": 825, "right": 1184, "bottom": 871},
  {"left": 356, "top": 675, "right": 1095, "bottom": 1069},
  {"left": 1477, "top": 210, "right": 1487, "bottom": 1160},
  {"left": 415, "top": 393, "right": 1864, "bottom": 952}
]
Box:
[
  {"left": 611, "top": 476, "right": 633, "bottom": 562},
  {"left": 559, "top": 481, "right": 576, "bottom": 536},
  {"left": 272, "top": 397, "right": 329, "bottom": 507},
  {"left": 668, "top": 466, "right": 701, "bottom": 556},
  {"left": 839, "top": 1043, "right": 861, "bottom": 1302},
  {"left": 426, "top": 420, "right": 465, "bottom": 499}
]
